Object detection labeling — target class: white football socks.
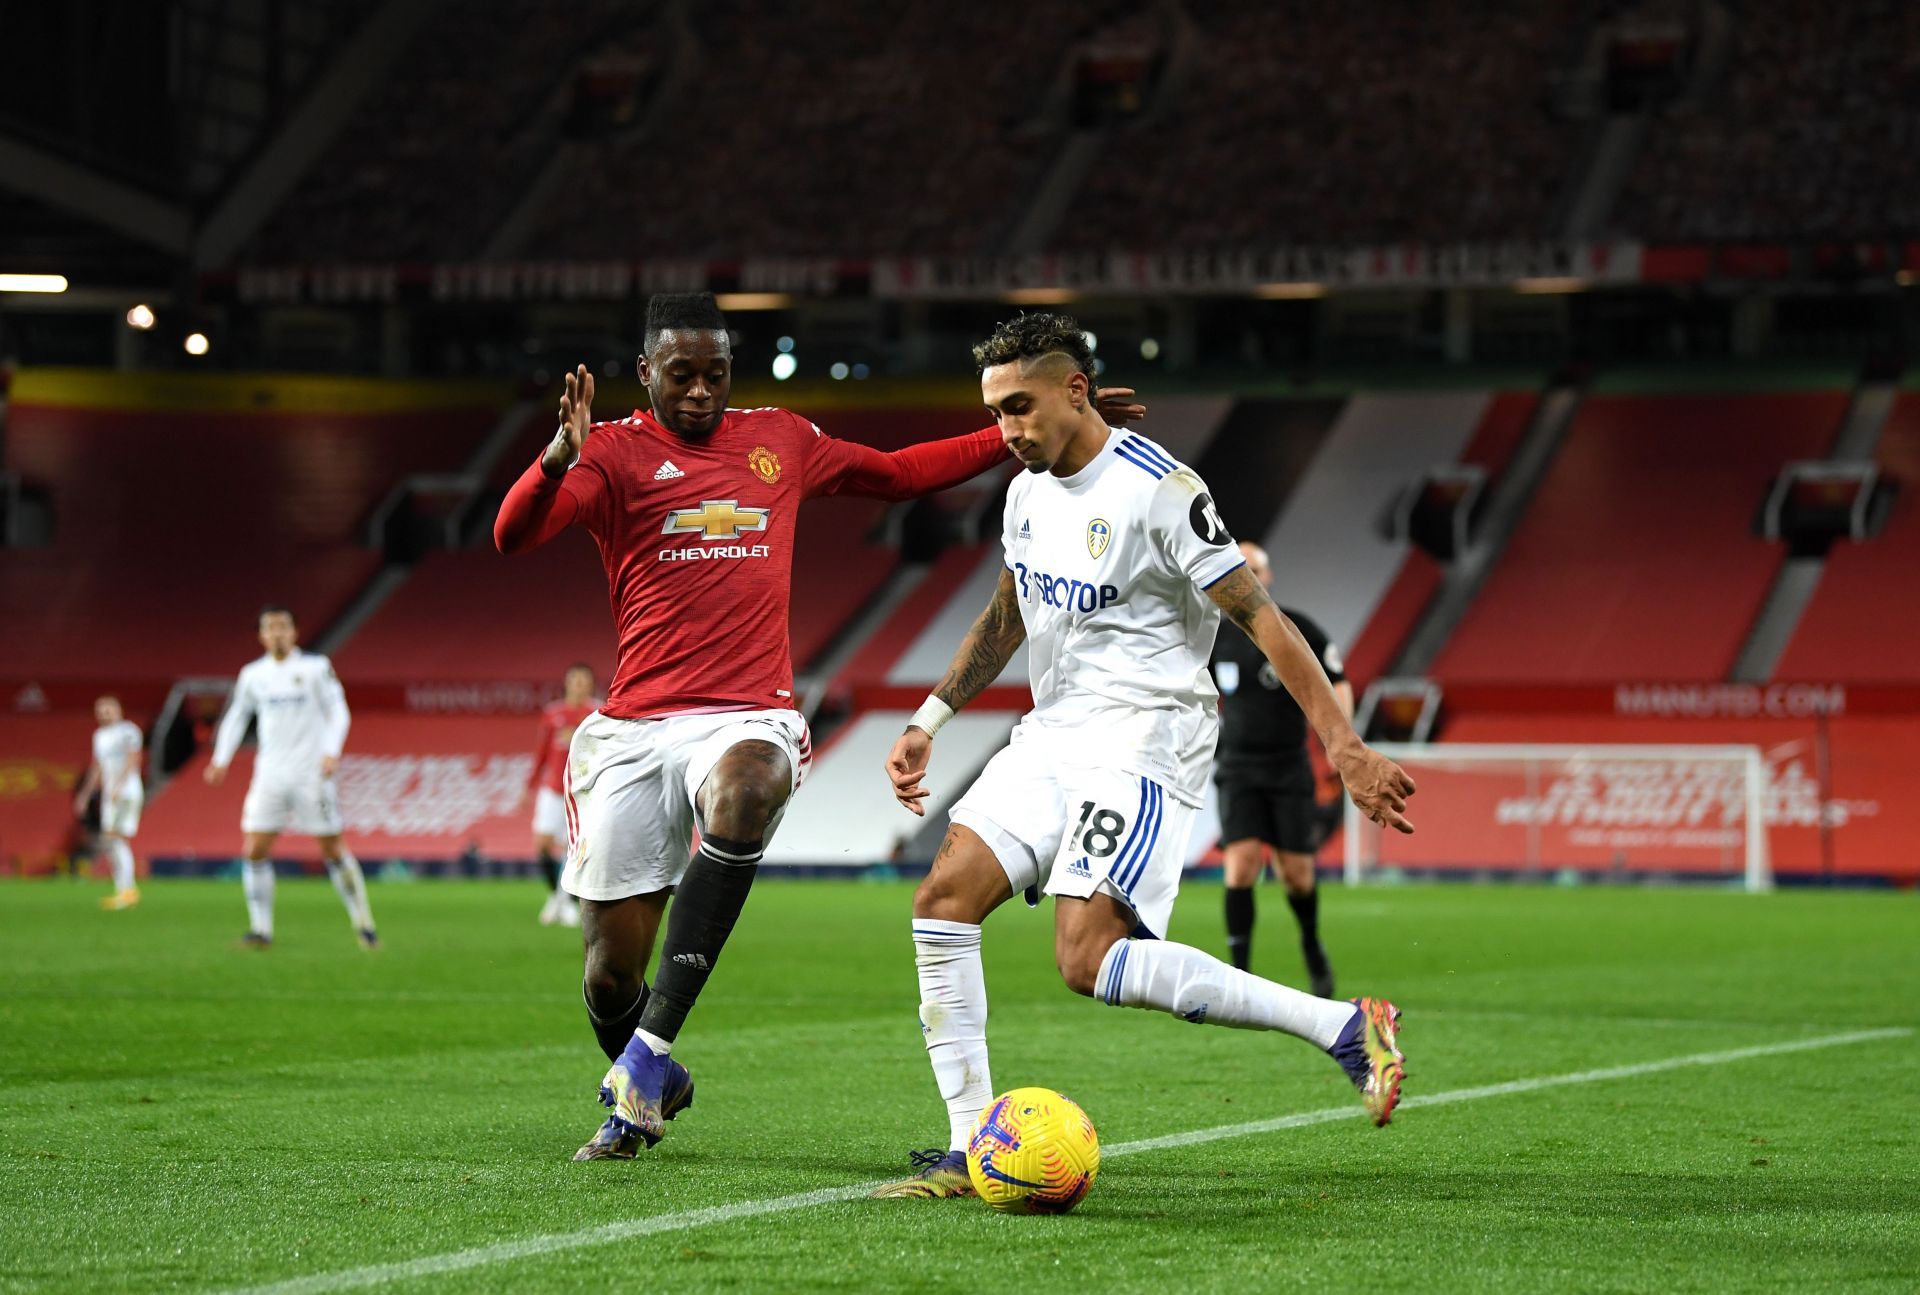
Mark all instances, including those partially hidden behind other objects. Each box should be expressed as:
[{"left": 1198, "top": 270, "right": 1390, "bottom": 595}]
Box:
[
  {"left": 326, "top": 851, "right": 375, "bottom": 931},
  {"left": 243, "top": 860, "right": 275, "bottom": 937},
  {"left": 1095, "top": 938, "right": 1357, "bottom": 1050},
  {"left": 107, "top": 838, "right": 135, "bottom": 892},
  {"left": 913, "top": 919, "right": 993, "bottom": 1152}
]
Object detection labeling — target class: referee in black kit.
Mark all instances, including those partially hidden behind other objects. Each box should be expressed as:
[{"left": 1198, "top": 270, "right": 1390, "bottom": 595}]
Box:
[{"left": 1208, "top": 541, "right": 1351, "bottom": 996}]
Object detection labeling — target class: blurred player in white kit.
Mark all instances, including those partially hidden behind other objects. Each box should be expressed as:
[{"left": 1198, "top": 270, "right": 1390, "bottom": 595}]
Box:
[
  {"left": 76, "top": 695, "right": 144, "bottom": 910},
  {"left": 205, "top": 605, "right": 378, "bottom": 949}
]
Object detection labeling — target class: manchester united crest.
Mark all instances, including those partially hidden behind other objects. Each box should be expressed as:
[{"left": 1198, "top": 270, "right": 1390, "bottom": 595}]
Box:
[{"left": 748, "top": 446, "right": 782, "bottom": 484}]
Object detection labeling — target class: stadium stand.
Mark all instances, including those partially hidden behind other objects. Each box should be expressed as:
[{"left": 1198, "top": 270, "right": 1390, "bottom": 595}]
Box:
[
  {"left": 529, "top": 0, "right": 1146, "bottom": 259},
  {"left": 0, "top": 384, "right": 496, "bottom": 681},
  {"left": 1259, "top": 392, "right": 1535, "bottom": 670},
  {"left": 1433, "top": 391, "right": 1848, "bottom": 684},
  {"left": 1341, "top": 391, "right": 1542, "bottom": 686},
  {"left": 1056, "top": 0, "right": 1584, "bottom": 250},
  {"left": 1612, "top": 0, "right": 1920, "bottom": 240},
  {"left": 1773, "top": 391, "right": 1920, "bottom": 682},
  {"left": 248, "top": 0, "right": 655, "bottom": 263},
  {"left": 244, "top": 0, "right": 1611, "bottom": 262}
]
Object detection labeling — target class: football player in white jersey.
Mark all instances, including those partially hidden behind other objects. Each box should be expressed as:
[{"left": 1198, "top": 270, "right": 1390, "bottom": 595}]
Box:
[
  {"left": 873, "top": 315, "right": 1417, "bottom": 1198},
  {"left": 205, "top": 606, "right": 378, "bottom": 949},
  {"left": 75, "top": 695, "right": 144, "bottom": 910}
]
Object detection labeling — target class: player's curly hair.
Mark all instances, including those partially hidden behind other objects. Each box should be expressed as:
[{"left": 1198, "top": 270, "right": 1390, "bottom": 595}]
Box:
[
  {"left": 644, "top": 292, "right": 728, "bottom": 351},
  {"left": 971, "top": 312, "right": 1095, "bottom": 379}
]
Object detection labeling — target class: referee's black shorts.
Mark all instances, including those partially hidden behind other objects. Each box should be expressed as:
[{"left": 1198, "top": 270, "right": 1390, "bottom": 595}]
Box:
[{"left": 1217, "top": 778, "right": 1322, "bottom": 854}]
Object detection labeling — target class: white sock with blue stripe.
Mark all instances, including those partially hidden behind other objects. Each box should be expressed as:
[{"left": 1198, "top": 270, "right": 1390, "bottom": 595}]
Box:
[
  {"left": 1095, "top": 937, "right": 1356, "bottom": 1050},
  {"left": 326, "top": 850, "right": 374, "bottom": 931},
  {"left": 913, "top": 919, "right": 993, "bottom": 1152}
]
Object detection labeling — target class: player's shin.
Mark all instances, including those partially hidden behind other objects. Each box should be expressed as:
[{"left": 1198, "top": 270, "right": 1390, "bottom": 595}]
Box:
[
  {"left": 585, "top": 981, "right": 651, "bottom": 1063},
  {"left": 326, "top": 850, "right": 375, "bottom": 931},
  {"left": 634, "top": 835, "right": 761, "bottom": 1052},
  {"left": 107, "top": 839, "right": 136, "bottom": 893},
  {"left": 243, "top": 860, "right": 275, "bottom": 938},
  {"left": 1094, "top": 938, "right": 1355, "bottom": 1048},
  {"left": 914, "top": 919, "right": 993, "bottom": 1151},
  {"left": 1224, "top": 886, "right": 1255, "bottom": 971}
]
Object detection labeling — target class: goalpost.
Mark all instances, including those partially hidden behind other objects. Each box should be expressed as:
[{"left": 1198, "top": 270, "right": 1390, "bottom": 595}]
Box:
[{"left": 1343, "top": 743, "right": 1773, "bottom": 892}]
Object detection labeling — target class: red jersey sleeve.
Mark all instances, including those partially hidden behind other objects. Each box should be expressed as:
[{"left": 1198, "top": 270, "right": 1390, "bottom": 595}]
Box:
[
  {"left": 493, "top": 435, "right": 613, "bottom": 553},
  {"left": 799, "top": 415, "right": 1006, "bottom": 502}
]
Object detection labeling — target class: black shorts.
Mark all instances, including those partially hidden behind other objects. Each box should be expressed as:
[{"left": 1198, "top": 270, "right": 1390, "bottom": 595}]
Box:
[{"left": 1218, "top": 782, "right": 1322, "bottom": 854}]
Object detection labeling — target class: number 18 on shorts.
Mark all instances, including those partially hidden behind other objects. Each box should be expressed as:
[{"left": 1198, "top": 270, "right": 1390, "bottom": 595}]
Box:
[{"left": 950, "top": 740, "right": 1196, "bottom": 940}]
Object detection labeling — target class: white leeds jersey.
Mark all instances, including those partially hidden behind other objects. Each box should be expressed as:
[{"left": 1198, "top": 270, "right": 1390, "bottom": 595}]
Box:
[
  {"left": 93, "top": 720, "right": 143, "bottom": 793},
  {"left": 211, "top": 650, "right": 351, "bottom": 783},
  {"left": 1001, "top": 428, "right": 1244, "bottom": 804}
]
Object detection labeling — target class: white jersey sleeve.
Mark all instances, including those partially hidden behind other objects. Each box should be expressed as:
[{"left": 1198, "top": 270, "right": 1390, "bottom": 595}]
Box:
[
  {"left": 312, "top": 656, "right": 350, "bottom": 758},
  {"left": 1145, "top": 467, "right": 1244, "bottom": 591},
  {"left": 211, "top": 667, "right": 258, "bottom": 769}
]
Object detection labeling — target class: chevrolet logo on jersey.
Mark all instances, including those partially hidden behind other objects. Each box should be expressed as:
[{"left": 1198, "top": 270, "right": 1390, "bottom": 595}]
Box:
[{"left": 661, "top": 500, "right": 771, "bottom": 540}]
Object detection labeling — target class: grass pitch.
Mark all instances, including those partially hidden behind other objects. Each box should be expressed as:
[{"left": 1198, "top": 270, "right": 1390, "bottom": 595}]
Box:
[{"left": 1, "top": 878, "right": 1915, "bottom": 1293}]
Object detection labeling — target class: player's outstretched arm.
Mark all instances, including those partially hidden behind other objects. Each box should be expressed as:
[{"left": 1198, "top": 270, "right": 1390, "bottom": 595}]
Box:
[
  {"left": 317, "top": 662, "right": 350, "bottom": 779},
  {"left": 73, "top": 760, "right": 100, "bottom": 816},
  {"left": 495, "top": 366, "right": 598, "bottom": 553},
  {"left": 205, "top": 674, "right": 257, "bottom": 785},
  {"left": 809, "top": 388, "right": 1147, "bottom": 502},
  {"left": 1208, "top": 566, "right": 1417, "bottom": 834},
  {"left": 884, "top": 568, "right": 1026, "bottom": 815}
]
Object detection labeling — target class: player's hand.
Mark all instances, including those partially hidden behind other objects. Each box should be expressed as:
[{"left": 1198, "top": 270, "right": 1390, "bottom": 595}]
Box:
[
  {"left": 1094, "top": 386, "right": 1146, "bottom": 425},
  {"left": 204, "top": 764, "right": 227, "bottom": 786},
  {"left": 1332, "top": 741, "right": 1416, "bottom": 834},
  {"left": 543, "top": 364, "right": 595, "bottom": 477},
  {"left": 72, "top": 796, "right": 87, "bottom": 817},
  {"left": 885, "top": 727, "right": 935, "bottom": 816},
  {"left": 321, "top": 755, "right": 339, "bottom": 779}
]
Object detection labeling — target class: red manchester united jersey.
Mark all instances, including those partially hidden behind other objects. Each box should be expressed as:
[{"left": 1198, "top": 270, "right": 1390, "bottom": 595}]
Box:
[
  {"left": 529, "top": 699, "right": 597, "bottom": 793},
  {"left": 497, "top": 406, "right": 1004, "bottom": 719}
]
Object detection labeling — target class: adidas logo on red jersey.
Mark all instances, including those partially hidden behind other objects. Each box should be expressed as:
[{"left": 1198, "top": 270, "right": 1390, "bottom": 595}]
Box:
[{"left": 654, "top": 460, "right": 685, "bottom": 480}]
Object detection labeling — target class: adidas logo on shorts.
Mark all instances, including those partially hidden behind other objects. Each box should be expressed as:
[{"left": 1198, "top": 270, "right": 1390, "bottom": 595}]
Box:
[
  {"left": 654, "top": 460, "right": 685, "bottom": 480},
  {"left": 1067, "top": 855, "right": 1092, "bottom": 878}
]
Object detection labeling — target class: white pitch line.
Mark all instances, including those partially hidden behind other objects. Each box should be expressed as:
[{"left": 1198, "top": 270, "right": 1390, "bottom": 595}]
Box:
[{"left": 226, "top": 1026, "right": 1912, "bottom": 1295}]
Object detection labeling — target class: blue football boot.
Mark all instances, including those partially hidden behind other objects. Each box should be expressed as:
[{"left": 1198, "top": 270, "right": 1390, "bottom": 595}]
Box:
[{"left": 572, "top": 1044, "right": 694, "bottom": 1160}]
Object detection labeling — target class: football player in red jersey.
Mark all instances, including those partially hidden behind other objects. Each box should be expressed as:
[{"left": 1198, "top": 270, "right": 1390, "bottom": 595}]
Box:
[
  {"left": 496, "top": 293, "right": 1142, "bottom": 1159},
  {"left": 526, "top": 663, "right": 598, "bottom": 927}
]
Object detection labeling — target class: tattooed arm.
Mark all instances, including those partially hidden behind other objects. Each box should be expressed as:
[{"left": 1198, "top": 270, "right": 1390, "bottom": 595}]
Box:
[
  {"left": 884, "top": 568, "right": 1026, "bottom": 816},
  {"left": 1206, "top": 565, "right": 1417, "bottom": 834},
  {"left": 930, "top": 568, "right": 1026, "bottom": 715}
]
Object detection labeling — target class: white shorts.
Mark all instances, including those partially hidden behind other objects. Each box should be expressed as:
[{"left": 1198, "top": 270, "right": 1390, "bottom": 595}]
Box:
[
  {"left": 101, "top": 786, "right": 143, "bottom": 838},
  {"left": 242, "top": 776, "right": 344, "bottom": 837},
  {"left": 531, "top": 786, "right": 568, "bottom": 840},
  {"left": 561, "top": 708, "right": 812, "bottom": 903},
  {"left": 950, "top": 738, "right": 1195, "bottom": 939}
]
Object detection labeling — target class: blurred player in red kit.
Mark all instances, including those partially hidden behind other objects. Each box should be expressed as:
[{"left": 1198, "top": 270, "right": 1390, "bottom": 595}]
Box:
[
  {"left": 495, "top": 291, "right": 1143, "bottom": 1159},
  {"left": 527, "top": 663, "right": 599, "bottom": 927}
]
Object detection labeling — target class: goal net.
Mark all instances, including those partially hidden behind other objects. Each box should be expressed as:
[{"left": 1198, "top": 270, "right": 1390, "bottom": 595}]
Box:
[{"left": 1342, "top": 743, "right": 1772, "bottom": 891}]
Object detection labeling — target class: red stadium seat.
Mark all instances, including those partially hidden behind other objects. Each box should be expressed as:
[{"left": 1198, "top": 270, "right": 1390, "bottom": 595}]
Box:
[
  {"left": 1774, "top": 393, "right": 1920, "bottom": 683},
  {"left": 1434, "top": 392, "right": 1846, "bottom": 684}
]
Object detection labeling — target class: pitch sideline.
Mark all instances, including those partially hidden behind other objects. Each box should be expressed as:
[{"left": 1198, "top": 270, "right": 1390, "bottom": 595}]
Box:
[{"left": 227, "top": 1026, "right": 1912, "bottom": 1295}]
